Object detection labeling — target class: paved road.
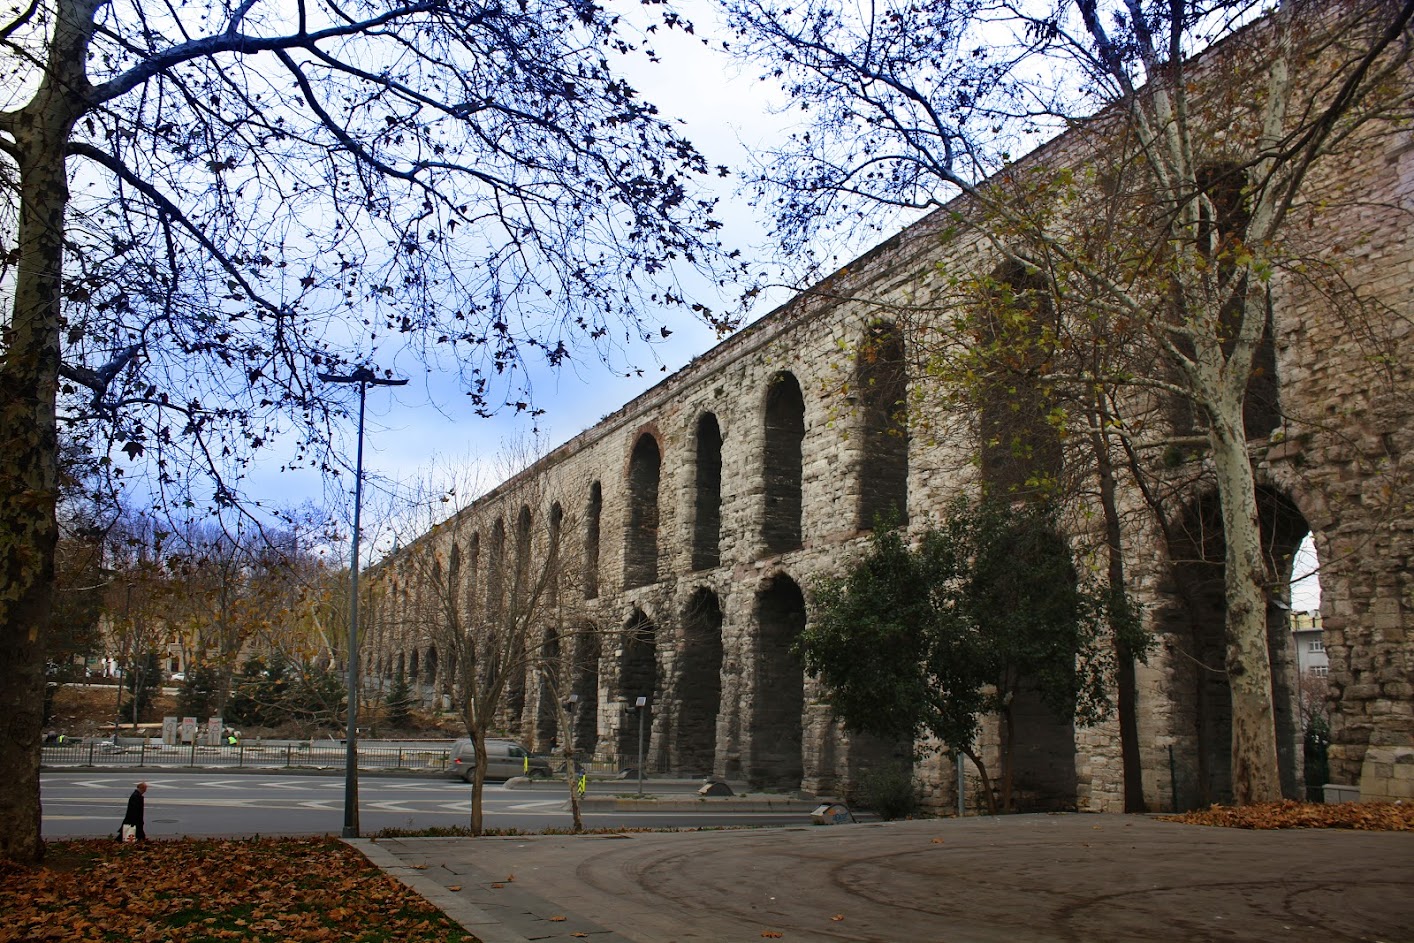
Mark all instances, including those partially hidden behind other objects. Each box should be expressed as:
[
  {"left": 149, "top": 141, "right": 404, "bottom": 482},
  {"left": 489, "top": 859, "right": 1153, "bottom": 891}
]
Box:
[
  {"left": 40, "top": 771, "right": 812, "bottom": 838},
  {"left": 365, "top": 814, "right": 1414, "bottom": 943}
]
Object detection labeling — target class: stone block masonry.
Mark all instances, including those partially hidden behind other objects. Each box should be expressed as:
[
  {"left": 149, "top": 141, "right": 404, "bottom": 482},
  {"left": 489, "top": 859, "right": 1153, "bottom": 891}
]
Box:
[{"left": 367, "top": 23, "right": 1414, "bottom": 812}]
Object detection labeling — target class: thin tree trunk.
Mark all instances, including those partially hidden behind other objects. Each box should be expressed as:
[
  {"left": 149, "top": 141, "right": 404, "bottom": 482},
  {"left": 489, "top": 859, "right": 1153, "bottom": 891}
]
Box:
[
  {"left": 1088, "top": 405, "right": 1145, "bottom": 812},
  {"left": 962, "top": 747, "right": 998, "bottom": 816}
]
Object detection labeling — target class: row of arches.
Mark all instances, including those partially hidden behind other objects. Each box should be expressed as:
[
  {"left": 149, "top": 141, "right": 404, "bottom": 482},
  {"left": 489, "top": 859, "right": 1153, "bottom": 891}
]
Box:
[
  {"left": 601, "top": 575, "right": 808, "bottom": 787},
  {"left": 621, "top": 326, "right": 909, "bottom": 593},
  {"left": 371, "top": 646, "right": 439, "bottom": 684}
]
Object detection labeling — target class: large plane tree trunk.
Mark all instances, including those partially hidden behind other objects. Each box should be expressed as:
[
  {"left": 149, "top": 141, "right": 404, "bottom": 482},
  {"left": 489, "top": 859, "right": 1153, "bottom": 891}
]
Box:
[
  {"left": 1208, "top": 409, "right": 1283, "bottom": 805},
  {"left": 0, "top": 0, "right": 95, "bottom": 864}
]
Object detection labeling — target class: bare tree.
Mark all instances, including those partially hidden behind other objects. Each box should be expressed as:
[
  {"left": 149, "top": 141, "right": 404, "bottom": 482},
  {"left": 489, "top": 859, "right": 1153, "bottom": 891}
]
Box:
[
  {"left": 0, "top": 0, "right": 738, "bottom": 861},
  {"left": 727, "top": 0, "right": 1413, "bottom": 805},
  {"left": 385, "top": 448, "right": 596, "bottom": 833}
]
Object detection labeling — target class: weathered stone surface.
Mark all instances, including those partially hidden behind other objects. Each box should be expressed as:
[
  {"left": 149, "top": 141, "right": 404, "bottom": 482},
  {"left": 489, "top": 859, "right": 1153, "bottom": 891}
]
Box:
[{"left": 367, "top": 28, "right": 1413, "bottom": 813}]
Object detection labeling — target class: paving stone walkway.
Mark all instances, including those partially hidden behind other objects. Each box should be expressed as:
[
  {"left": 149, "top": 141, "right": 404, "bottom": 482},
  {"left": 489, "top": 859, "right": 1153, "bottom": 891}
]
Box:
[{"left": 351, "top": 813, "right": 1414, "bottom": 943}]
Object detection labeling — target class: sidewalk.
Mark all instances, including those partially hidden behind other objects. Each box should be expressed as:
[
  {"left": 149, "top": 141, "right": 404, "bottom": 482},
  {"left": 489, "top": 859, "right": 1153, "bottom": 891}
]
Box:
[{"left": 349, "top": 813, "right": 1414, "bottom": 943}]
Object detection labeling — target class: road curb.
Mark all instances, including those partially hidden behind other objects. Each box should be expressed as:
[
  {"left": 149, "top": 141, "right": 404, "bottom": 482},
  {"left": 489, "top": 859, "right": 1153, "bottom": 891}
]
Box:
[
  {"left": 345, "top": 837, "right": 533, "bottom": 943},
  {"left": 577, "top": 795, "right": 819, "bottom": 813}
]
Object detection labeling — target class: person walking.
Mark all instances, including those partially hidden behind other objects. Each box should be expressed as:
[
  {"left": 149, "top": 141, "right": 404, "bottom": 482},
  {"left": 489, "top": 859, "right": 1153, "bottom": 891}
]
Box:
[{"left": 121, "top": 782, "right": 148, "bottom": 841}]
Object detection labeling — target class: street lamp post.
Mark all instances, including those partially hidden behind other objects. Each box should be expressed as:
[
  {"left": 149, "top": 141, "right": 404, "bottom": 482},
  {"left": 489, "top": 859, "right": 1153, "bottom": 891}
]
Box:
[
  {"left": 320, "top": 366, "right": 407, "bottom": 838},
  {"left": 634, "top": 695, "right": 648, "bottom": 795}
]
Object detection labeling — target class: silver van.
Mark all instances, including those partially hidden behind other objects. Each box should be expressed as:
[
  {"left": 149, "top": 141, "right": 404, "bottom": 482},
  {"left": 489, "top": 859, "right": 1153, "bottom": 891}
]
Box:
[{"left": 448, "top": 738, "right": 552, "bottom": 782}]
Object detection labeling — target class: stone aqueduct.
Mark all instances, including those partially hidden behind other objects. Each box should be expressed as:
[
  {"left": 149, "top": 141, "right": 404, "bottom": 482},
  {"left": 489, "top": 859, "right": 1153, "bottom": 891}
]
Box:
[{"left": 363, "top": 54, "right": 1414, "bottom": 813}]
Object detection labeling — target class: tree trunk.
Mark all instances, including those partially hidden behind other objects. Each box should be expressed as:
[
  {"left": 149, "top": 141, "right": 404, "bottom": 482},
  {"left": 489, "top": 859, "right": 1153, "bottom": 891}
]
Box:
[
  {"left": 0, "top": 105, "right": 79, "bottom": 871},
  {"left": 961, "top": 746, "right": 998, "bottom": 816},
  {"left": 1209, "top": 416, "right": 1282, "bottom": 804},
  {"left": 470, "top": 727, "right": 487, "bottom": 836},
  {"left": 1089, "top": 408, "right": 1146, "bottom": 812},
  {"left": 0, "top": 0, "right": 98, "bottom": 865},
  {"left": 556, "top": 702, "right": 584, "bottom": 832}
]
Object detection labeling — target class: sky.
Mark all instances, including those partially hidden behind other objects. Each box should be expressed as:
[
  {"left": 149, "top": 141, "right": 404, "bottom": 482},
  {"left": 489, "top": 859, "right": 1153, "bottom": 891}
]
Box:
[{"left": 246, "top": 5, "right": 803, "bottom": 521}]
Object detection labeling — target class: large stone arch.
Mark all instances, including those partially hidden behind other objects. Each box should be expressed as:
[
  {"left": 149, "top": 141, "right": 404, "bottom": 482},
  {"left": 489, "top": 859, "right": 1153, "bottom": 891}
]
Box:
[
  {"left": 856, "top": 321, "right": 908, "bottom": 529},
  {"left": 617, "top": 609, "right": 659, "bottom": 765},
  {"left": 673, "top": 587, "right": 724, "bottom": 776},
  {"left": 535, "top": 625, "right": 561, "bottom": 751},
  {"left": 977, "top": 260, "right": 1062, "bottom": 499},
  {"left": 424, "top": 645, "right": 439, "bottom": 701},
  {"left": 749, "top": 573, "right": 806, "bottom": 789},
  {"left": 762, "top": 372, "right": 806, "bottom": 555},
  {"left": 692, "top": 413, "right": 724, "bottom": 571},
  {"left": 571, "top": 627, "right": 601, "bottom": 757},
  {"left": 584, "top": 481, "right": 602, "bottom": 600},
  {"left": 624, "top": 432, "right": 662, "bottom": 588},
  {"left": 1158, "top": 485, "right": 1309, "bottom": 807}
]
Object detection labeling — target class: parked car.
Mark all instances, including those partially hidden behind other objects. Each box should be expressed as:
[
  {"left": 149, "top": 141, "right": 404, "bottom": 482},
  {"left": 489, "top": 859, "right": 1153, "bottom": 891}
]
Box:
[
  {"left": 447, "top": 738, "right": 551, "bottom": 782},
  {"left": 169, "top": 672, "right": 186, "bottom": 683}
]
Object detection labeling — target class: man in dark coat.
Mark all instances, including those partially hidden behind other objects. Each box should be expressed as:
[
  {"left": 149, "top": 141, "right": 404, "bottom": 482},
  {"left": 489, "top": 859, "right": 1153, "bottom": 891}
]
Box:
[{"left": 122, "top": 782, "right": 147, "bottom": 841}]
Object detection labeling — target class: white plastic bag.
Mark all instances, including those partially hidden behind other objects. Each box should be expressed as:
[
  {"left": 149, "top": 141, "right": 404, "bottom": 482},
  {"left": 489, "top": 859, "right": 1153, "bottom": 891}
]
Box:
[{"left": 121, "top": 824, "right": 136, "bottom": 842}]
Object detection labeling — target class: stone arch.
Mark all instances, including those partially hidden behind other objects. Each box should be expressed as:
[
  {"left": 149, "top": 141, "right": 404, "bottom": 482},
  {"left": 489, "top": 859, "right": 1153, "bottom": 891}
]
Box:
[
  {"left": 395, "top": 650, "right": 406, "bottom": 680},
  {"left": 487, "top": 518, "right": 506, "bottom": 623},
  {"left": 548, "top": 502, "right": 564, "bottom": 607},
  {"left": 465, "top": 532, "right": 480, "bottom": 620},
  {"left": 762, "top": 372, "right": 805, "bottom": 554},
  {"left": 617, "top": 609, "right": 658, "bottom": 764},
  {"left": 624, "top": 433, "right": 662, "bottom": 588},
  {"left": 585, "top": 482, "right": 602, "bottom": 600},
  {"left": 571, "top": 627, "right": 601, "bottom": 756},
  {"left": 749, "top": 574, "right": 806, "bottom": 789},
  {"left": 856, "top": 321, "right": 908, "bottom": 529},
  {"left": 676, "top": 588, "right": 724, "bottom": 776},
  {"left": 977, "top": 261, "right": 1062, "bottom": 498},
  {"left": 425, "top": 645, "right": 439, "bottom": 693},
  {"left": 536, "top": 625, "right": 562, "bottom": 750},
  {"left": 692, "top": 413, "right": 724, "bottom": 571},
  {"left": 409, "top": 648, "right": 420, "bottom": 681},
  {"left": 447, "top": 545, "right": 462, "bottom": 626},
  {"left": 514, "top": 504, "right": 533, "bottom": 606},
  {"left": 1159, "top": 485, "right": 1309, "bottom": 808},
  {"left": 506, "top": 507, "right": 533, "bottom": 731}
]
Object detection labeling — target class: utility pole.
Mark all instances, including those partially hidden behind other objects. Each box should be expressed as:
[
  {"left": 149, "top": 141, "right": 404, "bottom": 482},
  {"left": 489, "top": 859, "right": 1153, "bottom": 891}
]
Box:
[{"left": 320, "top": 366, "right": 408, "bottom": 838}]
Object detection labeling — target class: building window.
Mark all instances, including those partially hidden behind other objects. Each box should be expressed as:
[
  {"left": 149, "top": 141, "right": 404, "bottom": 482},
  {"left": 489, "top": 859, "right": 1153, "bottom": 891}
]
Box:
[
  {"left": 1309, "top": 640, "right": 1324, "bottom": 652},
  {"left": 1311, "top": 665, "right": 1328, "bottom": 677}
]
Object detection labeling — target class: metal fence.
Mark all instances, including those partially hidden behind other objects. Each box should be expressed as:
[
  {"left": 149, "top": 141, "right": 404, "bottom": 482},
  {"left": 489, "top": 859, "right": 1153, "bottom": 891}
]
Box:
[
  {"left": 43, "top": 739, "right": 683, "bottom": 778},
  {"left": 41, "top": 739, "right": 454, "bottom": 772}
]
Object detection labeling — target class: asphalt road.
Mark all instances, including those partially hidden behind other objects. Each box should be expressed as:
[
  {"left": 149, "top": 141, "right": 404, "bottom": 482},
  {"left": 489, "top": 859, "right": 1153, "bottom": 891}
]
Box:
[{"left": 40, "top": 771, "right": 812, "bottom": 838}]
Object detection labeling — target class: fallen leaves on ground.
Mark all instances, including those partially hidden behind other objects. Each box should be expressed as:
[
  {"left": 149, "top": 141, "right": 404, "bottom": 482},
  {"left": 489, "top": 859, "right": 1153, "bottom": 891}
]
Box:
[
  {"left": 1160, "top": 800, "right": 1414, "bottom": 831},
  {"left": 0, "top": 838, "right": 476, "bottom": 943}
]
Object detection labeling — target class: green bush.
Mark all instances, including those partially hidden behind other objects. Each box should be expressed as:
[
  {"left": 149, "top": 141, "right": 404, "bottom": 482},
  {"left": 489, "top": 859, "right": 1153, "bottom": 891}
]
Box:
[{"left": 858, "top": 764, "right": 920, "bottom": 821}]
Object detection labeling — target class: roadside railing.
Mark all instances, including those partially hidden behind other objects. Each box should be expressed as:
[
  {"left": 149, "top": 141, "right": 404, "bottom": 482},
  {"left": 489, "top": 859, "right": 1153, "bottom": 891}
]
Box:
[
  {"left": 41, "top": 739, "right": 453, "bottom": 772},
  {"left": 43, "top": 739, "right": 686, "bottom": 778}
]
